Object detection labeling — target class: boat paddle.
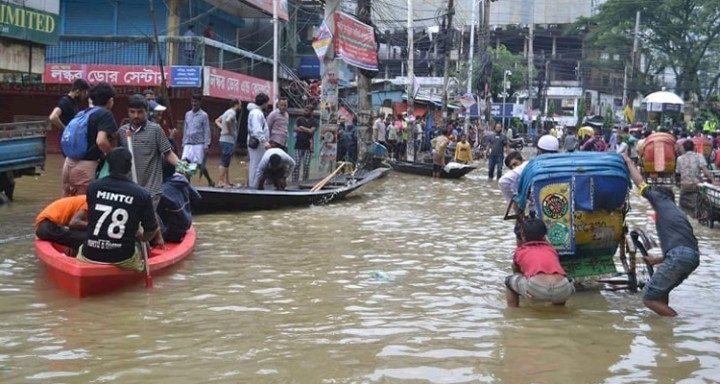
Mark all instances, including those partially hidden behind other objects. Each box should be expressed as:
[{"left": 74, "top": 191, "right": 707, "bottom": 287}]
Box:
[
  {"left": 311, "top": 162, "right": 346, "bottom": 192},
  {"left": 125, "top": 129, "right": 153, "bottom": 288}
]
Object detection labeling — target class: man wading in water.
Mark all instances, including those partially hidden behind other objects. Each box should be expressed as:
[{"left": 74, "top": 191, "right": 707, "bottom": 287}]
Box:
[{"left": 623, "top": 151, "right": 700, "bottom": 316}]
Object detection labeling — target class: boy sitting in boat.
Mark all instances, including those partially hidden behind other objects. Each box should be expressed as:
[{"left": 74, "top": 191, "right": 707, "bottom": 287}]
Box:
[
  {"left": 35, "top": 195, "right": 89, "bottom": 255},
  {"left": 158, "top": 161, "right": 201, "bottom": 242},
  {"left": 77, "top": 147, "right": 159, "bottom": 272},
  {"left": 505, "top": 212, "right": 575, "bottom": 308}
]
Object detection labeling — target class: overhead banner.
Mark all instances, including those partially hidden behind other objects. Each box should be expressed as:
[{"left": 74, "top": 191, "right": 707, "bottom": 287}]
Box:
[
  {"left": 203, "top": 67, "right": 272, "bottom": 102},
  {"left": 333, "top": 12, "right": 378, "bottom": 71},
  {"left": 244, "top": 0, "right": 289, "bottom": 21},
  {"left": 43, "top": 64, "right": 176, "bottom": 87}
]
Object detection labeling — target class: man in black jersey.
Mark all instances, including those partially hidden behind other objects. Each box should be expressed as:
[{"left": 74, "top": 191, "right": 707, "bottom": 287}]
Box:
[{"left": 77, "top": 148, "right": 159, "bottom": 272}]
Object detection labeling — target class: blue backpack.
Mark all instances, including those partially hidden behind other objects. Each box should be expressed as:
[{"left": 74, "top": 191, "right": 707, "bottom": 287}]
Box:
[{"left": 61, "top": 107, "right": 100, "bottom": 159}]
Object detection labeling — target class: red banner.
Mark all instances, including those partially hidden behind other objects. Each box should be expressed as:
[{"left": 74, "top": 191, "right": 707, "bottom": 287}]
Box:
[
  {"left": 203, "top": 67, "right": 272, "bottom": 102},
  {"left": 44, "top": 64, "right": 172, "bottom": 87},
  {"left": 334, "top": 12, "right": 378, "bottom": 71}
]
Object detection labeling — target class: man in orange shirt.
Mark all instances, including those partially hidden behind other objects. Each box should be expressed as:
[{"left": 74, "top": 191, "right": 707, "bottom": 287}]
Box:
[{"left": 35, "top": 195, "right": 89, "bottom": 252}]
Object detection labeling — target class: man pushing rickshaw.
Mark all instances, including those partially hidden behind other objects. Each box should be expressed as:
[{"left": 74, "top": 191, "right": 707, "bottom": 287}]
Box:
[{"left": 503, "top": 147, "right": 701, "bottom": 316}]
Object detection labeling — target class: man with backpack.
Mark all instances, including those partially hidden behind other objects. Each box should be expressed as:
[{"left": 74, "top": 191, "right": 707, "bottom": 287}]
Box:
[
  {"left": 61, "top": 82, "right": 118, "bottom": 197},
  {"left": 49, "top": 78, "right": 90, "bottom": 130}
]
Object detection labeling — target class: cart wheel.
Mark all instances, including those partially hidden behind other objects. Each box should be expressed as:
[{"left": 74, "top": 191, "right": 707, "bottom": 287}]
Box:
[
  {"left": 629, "top": 229, "right": 655, "bottom": 289},
  {"left": 0, "top": 171, "right": 14, "bottom": 201},
  {"left": 697, "top": 193, "right": 711, "bottom": 227}
]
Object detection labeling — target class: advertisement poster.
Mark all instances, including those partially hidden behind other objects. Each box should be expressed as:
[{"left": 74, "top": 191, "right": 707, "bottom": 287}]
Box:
[{"left": 333, "top": 12, "right": 378, "bottom": 71}]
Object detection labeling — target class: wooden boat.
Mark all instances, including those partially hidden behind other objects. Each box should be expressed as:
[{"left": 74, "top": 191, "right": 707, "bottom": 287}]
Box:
[
  {"left": 194, "top": 167, "right": 390, "bottom": 213},
  {"left": 36, "top": 226, "right": 196, "bottom": 297},
  {"left": 388, "top": 160, "right": 476, "bottom": 179}
]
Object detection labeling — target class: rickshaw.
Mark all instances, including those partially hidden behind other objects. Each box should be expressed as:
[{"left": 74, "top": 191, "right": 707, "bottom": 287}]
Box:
[
  {"left": 638, "top": 132, "right": 677, "bottom": 185},
  {"left": 697, "top": 182, "right": 720, "bottom": 228},
  {"left": 505, "top": 152, "right": 653, "bottom": 291}
]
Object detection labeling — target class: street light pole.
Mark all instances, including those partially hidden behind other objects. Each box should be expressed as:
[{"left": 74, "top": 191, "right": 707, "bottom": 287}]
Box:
[
  {"left": 464, "top": 0, "right": 477, "bottom": 133},
  {"left": 502, "top": 70, "right": 511, "bottom": 129},
  {"left": 272, "top": 0, "right": 279, "bottom": 103}
]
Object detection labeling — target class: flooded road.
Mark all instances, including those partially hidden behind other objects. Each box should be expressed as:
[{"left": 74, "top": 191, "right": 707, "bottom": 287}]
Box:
[{"left": 1, "top": 154, "right": 720, "bottom": 383}]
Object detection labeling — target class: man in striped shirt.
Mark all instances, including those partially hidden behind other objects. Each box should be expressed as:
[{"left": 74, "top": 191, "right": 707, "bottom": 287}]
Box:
[{"left": 118, "top": 94, "right": 180, "bottom": 247}]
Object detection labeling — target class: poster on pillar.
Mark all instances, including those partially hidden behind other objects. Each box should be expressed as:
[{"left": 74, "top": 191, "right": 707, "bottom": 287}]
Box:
[
  {"left": 333, "top": 12, "right": 379, "bottom": 71},
  {"left": 319, "top": 123, "right": 338, "bottom": 175}
]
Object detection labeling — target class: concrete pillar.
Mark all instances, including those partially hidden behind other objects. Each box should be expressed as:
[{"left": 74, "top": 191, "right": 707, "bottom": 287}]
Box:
[{"left": 167, "top": 0, "right": 180, "bottom": 66}]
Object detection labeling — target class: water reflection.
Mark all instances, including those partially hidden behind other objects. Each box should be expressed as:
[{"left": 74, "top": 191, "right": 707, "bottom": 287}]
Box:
[{"left": 0, "top": 155, "right": 719, "bottom": 382}]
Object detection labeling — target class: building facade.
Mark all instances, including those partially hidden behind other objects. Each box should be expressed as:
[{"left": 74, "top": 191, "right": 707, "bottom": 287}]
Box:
[
  {"left": 0, "top": 0, "right": 60, "bottom": 82},
  {"left": 1, "top": 0, "right": 286, "bottom": 153}
]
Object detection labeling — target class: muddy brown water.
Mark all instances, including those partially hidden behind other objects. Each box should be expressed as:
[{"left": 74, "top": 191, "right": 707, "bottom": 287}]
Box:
[{"left": 1, "top": 154, "right": 719, "bottom": 383}]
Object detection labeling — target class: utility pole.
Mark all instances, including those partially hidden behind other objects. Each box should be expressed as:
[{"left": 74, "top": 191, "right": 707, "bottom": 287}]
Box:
[
  {"left": 623, "top": 11, "right": 640, "bottom": 120},
  {"left": 272, "top": 0, "right": 279, "bottom": 103},
  {"left": 166, "top": 0, "right": 180, "bottom": 66},
  {"left": 356, "top": 0, "right": 373, "bottom": 162},
  {"left": 630, "top": 11, "right": 641, "bottom": 98},
  {"left": 480, "top": 0, "right": 490, "bottom": 122},
  {"left": 407, "top": 0, "right": 414, "bottom": 120},
  {"left": 407, "top": 0, "right": 420, "bottom": 160},
  {"left": 320, "top": 0, "right": 339, "bottom": 175},
  {"left": 527, "top": 22, "right": 534, "bottom": 112},
  {"left": 543, "top": 59, "right": 550, "bottom": 116},
  {"left": 440, "top": 0, "right": 455, "bottom": 129},
  {"left": 464, "top": 0, "right": 477, "bottom": 132}
]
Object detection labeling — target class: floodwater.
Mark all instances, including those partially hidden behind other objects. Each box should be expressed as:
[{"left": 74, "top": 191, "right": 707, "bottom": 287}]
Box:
[{"left": 1, "top": 153, "right": 720, "bottom": 383}]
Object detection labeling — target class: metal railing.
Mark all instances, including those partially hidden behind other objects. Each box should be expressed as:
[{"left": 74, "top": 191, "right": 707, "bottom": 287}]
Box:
[
  {"left": 46, "top": 35, "right": 273, "bottom": 78},
  {"left": 0, "top": 121, "right": 49, "bottom": 140}
]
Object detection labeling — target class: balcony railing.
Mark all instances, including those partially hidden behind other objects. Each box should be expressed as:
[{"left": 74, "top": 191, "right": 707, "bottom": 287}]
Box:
[{"left": 46, "top": 35, "right": 273, "bottom": 79}]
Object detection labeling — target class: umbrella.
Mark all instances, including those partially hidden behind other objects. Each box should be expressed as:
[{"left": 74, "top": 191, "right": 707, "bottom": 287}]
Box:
[{"left": 642, "top": 91, "right": 684, "bottom": 105}]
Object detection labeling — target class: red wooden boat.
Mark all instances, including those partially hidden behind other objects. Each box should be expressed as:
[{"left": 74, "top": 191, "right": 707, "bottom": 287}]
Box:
[{"left": 36, "top": 226, "right": 196, "bottom": 297}]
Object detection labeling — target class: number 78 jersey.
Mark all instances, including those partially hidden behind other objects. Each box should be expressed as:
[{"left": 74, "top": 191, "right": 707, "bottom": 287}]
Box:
[{"left": 82, "top": 176, "right": 158, "bottom": 263}]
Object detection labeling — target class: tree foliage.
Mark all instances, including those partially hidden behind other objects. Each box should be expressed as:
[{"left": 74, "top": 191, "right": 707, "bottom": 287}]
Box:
[
  {"left": 452, "top": 45, "right": 527, "bottom": 101},
  {"left": 576, "top": 0, "right": 720, "bottom": 101}
]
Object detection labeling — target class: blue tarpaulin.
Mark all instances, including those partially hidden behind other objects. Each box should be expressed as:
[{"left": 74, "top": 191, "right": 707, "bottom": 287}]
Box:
[{"left": 514, "top": 152, "right": 631, "bottom": 211}]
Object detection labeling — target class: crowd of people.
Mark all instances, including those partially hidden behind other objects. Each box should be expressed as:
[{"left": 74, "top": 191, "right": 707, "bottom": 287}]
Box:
[
  {"left": 36, "top": 78, "right": 720, "bottom": 316},
  {"left": 39, "top": 81, "right": 201, "bottom": 272},
  {"left": 38, "top": 84, "right": 309, "bottom": 272}
]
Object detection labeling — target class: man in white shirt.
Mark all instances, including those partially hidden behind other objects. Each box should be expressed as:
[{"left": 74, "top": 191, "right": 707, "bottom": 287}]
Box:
[
  {"left": 499, "top": 151, "right": 527, "bottom": 204},
  {"left": 253, "top": 148, "right": 296, "bottom": 190},
  {"left": 247, "top": 93, "right": 271, "bottom": 188},
  {"left": 373, "top": 114, "right": 387, "bottom": 149}
]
